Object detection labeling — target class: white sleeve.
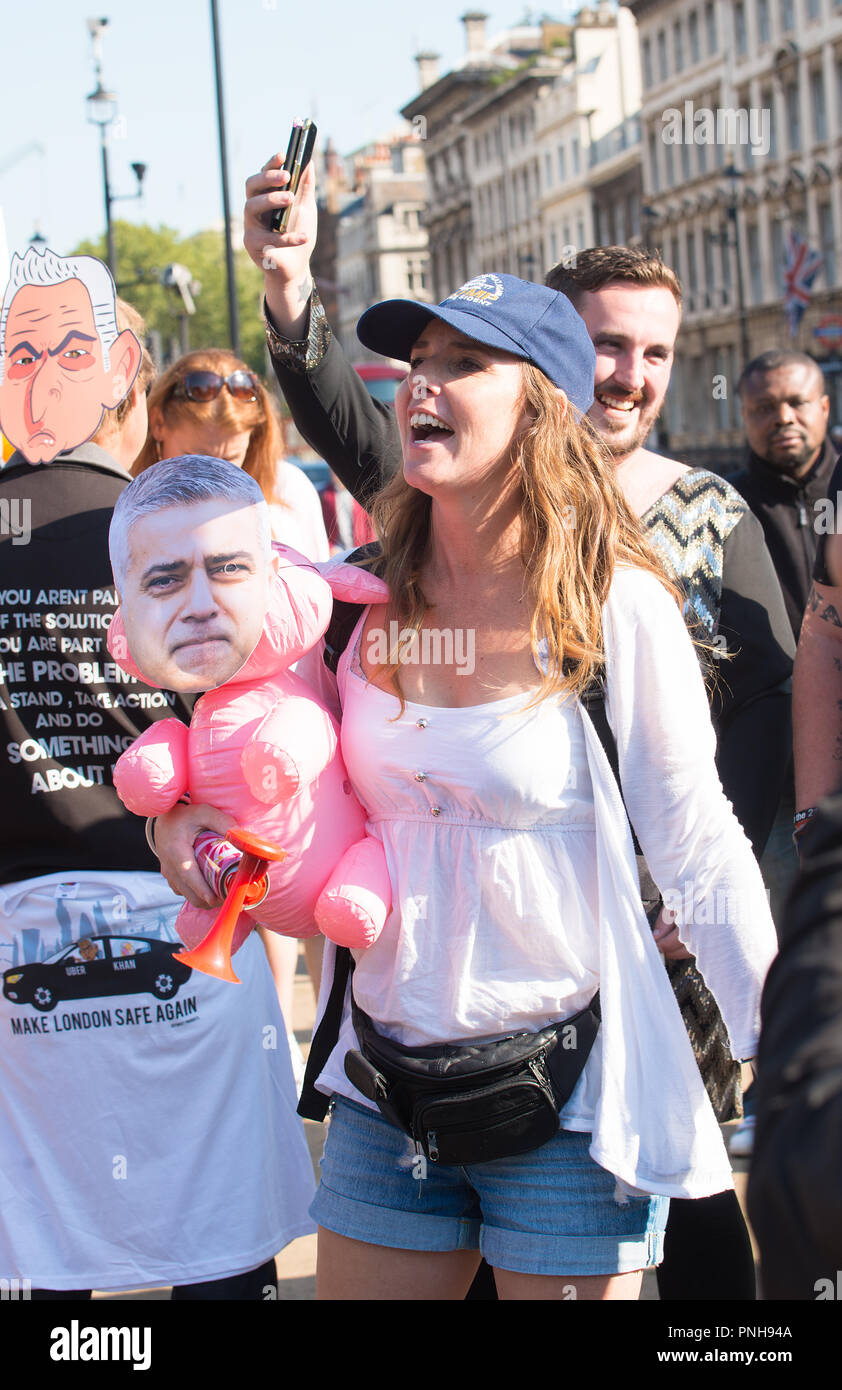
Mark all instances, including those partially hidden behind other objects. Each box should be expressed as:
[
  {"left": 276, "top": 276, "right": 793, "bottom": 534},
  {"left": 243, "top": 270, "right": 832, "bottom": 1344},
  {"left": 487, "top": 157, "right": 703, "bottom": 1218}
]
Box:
[{"left": 602, "top": 566, "right": 778, "bottom": 1058}]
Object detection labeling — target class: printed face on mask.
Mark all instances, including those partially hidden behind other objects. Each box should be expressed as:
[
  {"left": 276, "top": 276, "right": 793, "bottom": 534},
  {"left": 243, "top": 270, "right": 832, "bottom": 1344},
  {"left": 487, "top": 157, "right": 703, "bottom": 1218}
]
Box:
[{"left": 118, "top": 497, "right": 276, "bottom": 691}]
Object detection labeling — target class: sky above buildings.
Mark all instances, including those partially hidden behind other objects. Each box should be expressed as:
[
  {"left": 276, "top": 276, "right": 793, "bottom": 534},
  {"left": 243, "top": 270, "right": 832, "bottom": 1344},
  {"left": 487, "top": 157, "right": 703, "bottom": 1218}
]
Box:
[{"left": 1, "top": 1, "right": 579, "bottom": 260}]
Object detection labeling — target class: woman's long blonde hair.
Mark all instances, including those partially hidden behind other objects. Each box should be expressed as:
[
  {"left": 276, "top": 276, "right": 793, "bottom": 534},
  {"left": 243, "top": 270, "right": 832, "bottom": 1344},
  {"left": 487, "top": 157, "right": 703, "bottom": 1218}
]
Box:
[
  {"left": 369, "top": 361, "right": 682, "bottom": 706},
  {"left": 132, "top": 348, "right": 283, "bottom": 504}
]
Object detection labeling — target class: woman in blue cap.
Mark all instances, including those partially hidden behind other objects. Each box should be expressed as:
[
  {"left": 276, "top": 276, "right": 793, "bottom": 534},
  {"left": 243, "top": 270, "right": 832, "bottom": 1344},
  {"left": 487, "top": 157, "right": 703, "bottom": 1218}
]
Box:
[
  {"left": 160, "top": 271, "right": 776, "bottom": 1299},
  {"left": 288, "top": 273, "right": 777, "bottom": 1301}
]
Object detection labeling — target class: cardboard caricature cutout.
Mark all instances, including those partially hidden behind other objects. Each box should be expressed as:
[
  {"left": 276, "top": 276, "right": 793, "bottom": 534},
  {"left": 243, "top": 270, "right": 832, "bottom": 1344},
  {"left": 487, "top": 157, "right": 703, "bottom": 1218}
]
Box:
[{"left": 0, "top": 246, "right": 141, "bottom": 465}]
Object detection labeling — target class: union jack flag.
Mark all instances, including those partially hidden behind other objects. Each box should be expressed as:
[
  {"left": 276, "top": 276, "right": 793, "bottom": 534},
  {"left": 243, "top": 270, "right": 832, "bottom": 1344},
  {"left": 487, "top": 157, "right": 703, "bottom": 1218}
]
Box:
[{"left": 783, "top": 229, "right": 824, "bottom": 337}]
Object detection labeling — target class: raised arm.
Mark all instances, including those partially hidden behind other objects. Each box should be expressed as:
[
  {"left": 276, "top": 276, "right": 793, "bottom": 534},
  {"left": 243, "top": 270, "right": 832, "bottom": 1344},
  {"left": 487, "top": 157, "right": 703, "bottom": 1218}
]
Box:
[{"left": 243, "top": 153, "right": 401, "bottom": 505}]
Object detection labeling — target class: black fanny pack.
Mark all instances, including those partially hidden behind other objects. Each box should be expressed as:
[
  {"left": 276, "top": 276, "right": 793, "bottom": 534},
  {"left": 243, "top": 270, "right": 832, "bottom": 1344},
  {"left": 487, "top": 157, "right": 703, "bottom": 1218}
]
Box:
[{"left": 344, "top": 989, "right": 600, "bottom": 1166}]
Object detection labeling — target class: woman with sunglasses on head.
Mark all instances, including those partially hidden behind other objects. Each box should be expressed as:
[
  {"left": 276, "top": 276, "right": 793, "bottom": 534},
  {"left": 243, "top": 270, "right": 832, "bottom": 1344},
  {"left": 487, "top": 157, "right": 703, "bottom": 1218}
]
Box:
[
  {"left": 133, "top": 348, "right": 329, "bottom": 561},
  {"left": 133, "top": 348, "right": 330, "bottom": 1078}
]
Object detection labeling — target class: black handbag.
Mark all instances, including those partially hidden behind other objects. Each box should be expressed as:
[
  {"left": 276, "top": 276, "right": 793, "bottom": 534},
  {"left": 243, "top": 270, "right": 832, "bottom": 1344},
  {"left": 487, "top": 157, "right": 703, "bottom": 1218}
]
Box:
[{"left": 344, "top": 982, "right": 601, "bottom": 1166}]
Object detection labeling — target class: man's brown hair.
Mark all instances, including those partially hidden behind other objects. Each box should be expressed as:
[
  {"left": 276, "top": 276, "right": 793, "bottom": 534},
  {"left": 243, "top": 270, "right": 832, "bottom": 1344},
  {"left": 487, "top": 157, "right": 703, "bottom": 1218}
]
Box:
[{"left": 545, "top": 246, "right": 682, "bottom": 311}]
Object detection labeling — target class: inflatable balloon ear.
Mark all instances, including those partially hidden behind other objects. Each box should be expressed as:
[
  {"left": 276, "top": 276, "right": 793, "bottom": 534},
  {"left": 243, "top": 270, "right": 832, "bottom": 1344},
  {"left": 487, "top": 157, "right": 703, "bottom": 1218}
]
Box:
[
  {"left": 0, "top": 247, "right": 141, "bottom": 465},
  {"left": 106, "top": 457, "right": 392, "bottom": 979}
]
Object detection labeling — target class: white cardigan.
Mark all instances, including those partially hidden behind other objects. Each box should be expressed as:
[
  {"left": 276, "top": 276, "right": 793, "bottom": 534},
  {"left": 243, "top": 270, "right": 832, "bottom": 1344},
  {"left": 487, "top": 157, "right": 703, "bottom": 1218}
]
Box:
[{"left": 303, "top": 563, "right": 778, "bottom": 1198}]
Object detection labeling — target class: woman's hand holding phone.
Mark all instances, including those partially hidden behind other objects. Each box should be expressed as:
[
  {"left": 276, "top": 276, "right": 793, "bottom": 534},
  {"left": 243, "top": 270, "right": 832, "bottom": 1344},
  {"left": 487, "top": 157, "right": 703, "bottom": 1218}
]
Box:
[{"left": 243, "top": 150, "right": 318, "bottom": 339}]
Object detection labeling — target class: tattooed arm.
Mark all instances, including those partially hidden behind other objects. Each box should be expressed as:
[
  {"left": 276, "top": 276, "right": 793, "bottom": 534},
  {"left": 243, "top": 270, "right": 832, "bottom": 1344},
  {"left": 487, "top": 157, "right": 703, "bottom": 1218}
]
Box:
[{"left": 793, "top": 553, "right": 842, "bottom": 811}]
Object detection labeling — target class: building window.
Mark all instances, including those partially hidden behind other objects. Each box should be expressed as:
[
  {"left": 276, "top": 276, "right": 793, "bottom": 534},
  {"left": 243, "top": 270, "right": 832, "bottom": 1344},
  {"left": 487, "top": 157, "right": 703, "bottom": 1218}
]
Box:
[
  {"left": 686, "top": 227, "right": 699, "bottom": 301},
  {"left": 544, "top": 151, "right": 552, "bottom": 189},
  {"left": 721, "top": 227, "right": 732, "bottom": 296},
  {"left": 705, "top": 2, "right": 717, "bottom": 55},
  {"left": 642, "top": 37, "right": 653, "bottom": 87},
  {"left": 688, "top": 10, "right": 700, "bottom": 63},
  {"left": 785, "top": 81, "right": 801, "bottom": 151},
  {"left": 757, "top": 0, "right": 770, "bottom": 42},
  {"left": 806, "top": 0, "right": 820, "bottom": 18},
  {"left": 681, "top": 138, "right": 692, "bottom": 181},
  {"left": 697, "top": 130, "right": 708, "bottom": 173},
  {"left": 550, "top": 226, "right": 558, "bottom": 263},
  {"left": 616, "top": 200, "right": 627, "bottom": 244},
  {"left": 703, "top": 227, "right": 715, "bottom": 307},
  {"left": 557, "top": 145, "right": 567, "bottom": 181},
  {"left": 771, "top": 216, "right": 785, "bottom": 293},
  {"left": 667, "top": 234, "right": 679, "bottom": 275},
  {"left": 649, "top": 130, "right": 660, "bottom": 193},
  {"left": 664, "top": 140, "right": 675, "bottom": 187},
  {"left": 735, "top": 3, "right": 747, "bottom": 56},
  {"left": 779, "top": 0, "right": 795, "bottom": 32},
  {"left": 673, "top": 21, "right": 684, "bottom": 72},
  {"left": 572, "top": 135, "right": 581, "bottom": 175},
  {"left": 658, "top": 29, "right": 668, "bottom": 81},
  {"left": 819, "top": 201, "right": 836, "bottom": 284},
  {"left": 811, "top": 68, "right": 827, "bottom": 142},
  {"left": 576, "top": 215, "right": 585, "bottom": 248},
  {"left": 747, "top": 222, "right": 762, "bottom": 304},
  {"left": 761, "top": 89, "right": 776, "bottom": 159}
]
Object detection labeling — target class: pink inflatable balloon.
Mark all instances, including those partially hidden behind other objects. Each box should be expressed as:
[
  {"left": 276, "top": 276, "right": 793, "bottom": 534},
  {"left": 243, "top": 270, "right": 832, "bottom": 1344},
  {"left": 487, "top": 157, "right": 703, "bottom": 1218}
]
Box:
[{"left": 108, "top": 546, "right": 391, "bottom": 957}]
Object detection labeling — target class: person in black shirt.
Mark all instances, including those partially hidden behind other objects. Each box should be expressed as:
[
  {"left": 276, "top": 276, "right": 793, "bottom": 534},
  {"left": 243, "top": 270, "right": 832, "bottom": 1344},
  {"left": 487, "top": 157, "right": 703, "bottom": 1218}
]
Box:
[
  {"left": 0, "top": 297, "right": 309, "bottom": 1299},
  {"left": 729, "top": 350, "right": 835, "bottom": 644}
]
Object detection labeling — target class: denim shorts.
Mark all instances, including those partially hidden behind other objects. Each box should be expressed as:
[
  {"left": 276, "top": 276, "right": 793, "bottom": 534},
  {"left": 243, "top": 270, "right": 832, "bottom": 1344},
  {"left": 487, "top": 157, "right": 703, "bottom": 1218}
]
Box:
[{"left": 310, "top": 1095, "right": 669, "bottom": 1277}]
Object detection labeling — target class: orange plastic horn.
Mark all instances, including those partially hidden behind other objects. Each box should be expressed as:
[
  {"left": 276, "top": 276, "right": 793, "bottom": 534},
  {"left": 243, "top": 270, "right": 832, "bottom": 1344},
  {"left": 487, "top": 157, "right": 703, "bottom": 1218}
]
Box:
[{"left": 174, "top": 828, "right": 287, "bottom": 983}]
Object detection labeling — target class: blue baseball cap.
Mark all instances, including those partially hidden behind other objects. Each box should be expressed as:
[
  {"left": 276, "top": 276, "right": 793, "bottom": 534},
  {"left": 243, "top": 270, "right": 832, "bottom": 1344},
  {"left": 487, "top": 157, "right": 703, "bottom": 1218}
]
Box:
[{"left": 356, "top": 273, "right": 596, "bottom": 414}]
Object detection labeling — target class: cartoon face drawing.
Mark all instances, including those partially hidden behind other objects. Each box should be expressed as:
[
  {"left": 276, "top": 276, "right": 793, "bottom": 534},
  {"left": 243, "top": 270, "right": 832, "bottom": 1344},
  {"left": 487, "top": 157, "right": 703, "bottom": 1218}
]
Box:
[{"left": 0, "top": 248, "right": 141, "bottom": 465}]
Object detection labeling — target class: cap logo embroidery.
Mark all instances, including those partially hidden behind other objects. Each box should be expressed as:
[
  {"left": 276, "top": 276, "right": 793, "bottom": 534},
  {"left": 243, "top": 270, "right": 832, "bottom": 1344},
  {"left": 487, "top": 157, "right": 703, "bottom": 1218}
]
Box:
[{"left": 445, "top": 274, "right": 504, "bottom": 306}]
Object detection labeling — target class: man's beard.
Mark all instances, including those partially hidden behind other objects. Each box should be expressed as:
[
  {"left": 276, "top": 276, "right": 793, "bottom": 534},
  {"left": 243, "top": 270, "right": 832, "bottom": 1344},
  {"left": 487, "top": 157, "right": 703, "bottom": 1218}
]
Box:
[
  {"left": 590, "top": 394, "right": 663, "bottom": 461},
  {"left": 760, "top": 432, "right": 819, "bottom": 474}
]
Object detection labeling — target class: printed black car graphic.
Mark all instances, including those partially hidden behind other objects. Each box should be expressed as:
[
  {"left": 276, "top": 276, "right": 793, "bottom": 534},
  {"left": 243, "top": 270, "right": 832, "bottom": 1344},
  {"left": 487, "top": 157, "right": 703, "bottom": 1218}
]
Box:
[{"left": 3, "top": 935, "right": 193, "bottom": 1011}]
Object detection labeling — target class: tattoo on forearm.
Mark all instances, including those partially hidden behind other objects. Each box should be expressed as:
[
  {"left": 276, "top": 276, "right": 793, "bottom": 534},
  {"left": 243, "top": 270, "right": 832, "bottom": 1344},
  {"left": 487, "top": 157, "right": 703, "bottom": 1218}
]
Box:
[
  {"left": 806, "top": 584, "right": 842, "bottom": 626},
  {"left": 296, "top": 276, "right": 312, "bottom": 307}
]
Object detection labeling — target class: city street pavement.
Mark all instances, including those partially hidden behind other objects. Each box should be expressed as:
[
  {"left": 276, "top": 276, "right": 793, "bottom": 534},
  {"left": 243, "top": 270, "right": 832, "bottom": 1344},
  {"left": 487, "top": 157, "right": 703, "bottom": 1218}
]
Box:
[{"left": 94, "top": 945, "right": 756, "bottom": 1302}]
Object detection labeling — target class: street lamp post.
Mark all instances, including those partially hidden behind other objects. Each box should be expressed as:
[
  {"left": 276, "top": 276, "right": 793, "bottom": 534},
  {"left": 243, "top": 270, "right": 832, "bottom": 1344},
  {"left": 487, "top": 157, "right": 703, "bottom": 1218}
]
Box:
[
  {"left": 209, "top": 0, "right": 241, "bottom": 355},
  {"left": 85, "top": 20, "right": 146, "bottom": 286}
]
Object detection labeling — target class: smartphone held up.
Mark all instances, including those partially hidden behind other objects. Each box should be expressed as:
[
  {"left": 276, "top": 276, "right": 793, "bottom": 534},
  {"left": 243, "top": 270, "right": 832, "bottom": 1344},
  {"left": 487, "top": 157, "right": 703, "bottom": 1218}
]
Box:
[{"left": 270, "top": 118, "right": 317, "bottom": 233}]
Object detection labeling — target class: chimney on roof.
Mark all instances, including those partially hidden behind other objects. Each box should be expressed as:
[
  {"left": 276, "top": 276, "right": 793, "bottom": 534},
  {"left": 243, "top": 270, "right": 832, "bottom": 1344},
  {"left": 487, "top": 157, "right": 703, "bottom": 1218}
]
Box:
[
  {"left": 415, "top": 51, "right": 440, "bottom": 90},
  {"left": 461, "top": 10, "right": 488, "bottom": 56}
]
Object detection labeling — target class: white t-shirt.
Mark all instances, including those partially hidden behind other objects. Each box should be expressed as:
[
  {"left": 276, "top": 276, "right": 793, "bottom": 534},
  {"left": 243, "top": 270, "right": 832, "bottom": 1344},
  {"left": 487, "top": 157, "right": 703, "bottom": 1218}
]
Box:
[
  {"left": 0, "top": 870, "right": 316, "bottom": 1291},
  {"left": 268, "top": 459, "right": 329, "bottom": 561}
]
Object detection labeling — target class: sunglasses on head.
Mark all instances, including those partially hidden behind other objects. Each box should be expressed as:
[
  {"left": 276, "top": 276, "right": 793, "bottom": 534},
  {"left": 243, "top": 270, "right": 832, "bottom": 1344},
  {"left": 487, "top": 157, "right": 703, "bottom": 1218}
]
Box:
[{"left": 170, "top": 370, "right": 260, "bottom": 403}]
